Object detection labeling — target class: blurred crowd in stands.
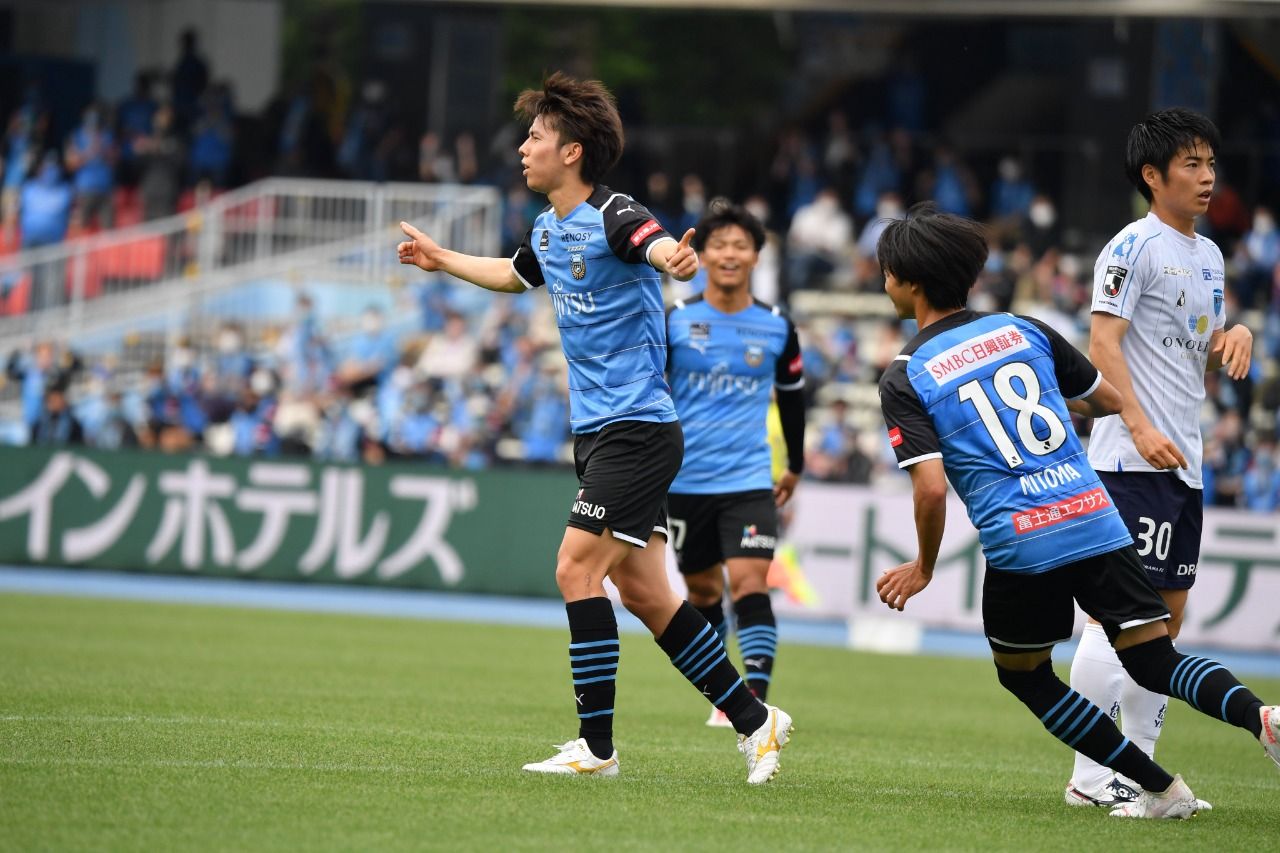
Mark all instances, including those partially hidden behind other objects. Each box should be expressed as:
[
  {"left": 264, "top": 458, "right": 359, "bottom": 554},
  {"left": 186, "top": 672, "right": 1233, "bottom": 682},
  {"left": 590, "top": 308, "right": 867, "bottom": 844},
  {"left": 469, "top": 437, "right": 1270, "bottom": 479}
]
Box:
[{"left": 1, "top": 33, "right": 1279, "bottom": 513}]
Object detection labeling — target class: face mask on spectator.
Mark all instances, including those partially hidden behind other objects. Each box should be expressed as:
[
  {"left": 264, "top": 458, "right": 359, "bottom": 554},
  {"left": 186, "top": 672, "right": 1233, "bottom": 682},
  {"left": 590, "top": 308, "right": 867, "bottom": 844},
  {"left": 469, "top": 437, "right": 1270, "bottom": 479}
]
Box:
[
  {"left": 1029, "top": 201, "right": 1056, "bottom": 229},
  {"left": 250, "top": 369, "right": 274, "bottom": 396},
  {"left": 1253, "top": 212, "right": 1274, "bottom": 234},
  {"left": 217, "top": 331, "right": 242, "bottom": 353},
  {"left": 172, "top": 348, "right": 194, "bottom": 370},
  {"left": 362, "top": 312, "right": 383, "bottom": 334},
  {"left": 876, "top": 199, "right": 904, "bottom": 220}
]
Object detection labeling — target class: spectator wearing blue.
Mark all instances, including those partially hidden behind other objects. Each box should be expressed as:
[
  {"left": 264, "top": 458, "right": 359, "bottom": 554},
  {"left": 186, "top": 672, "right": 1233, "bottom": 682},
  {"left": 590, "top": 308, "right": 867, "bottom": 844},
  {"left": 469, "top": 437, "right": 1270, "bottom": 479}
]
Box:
[
  {"left": 387, "top": 382, "right": 443, "bottom": 460},
  {"left": 1234, "top": 206, "right": 1280, "bottom": 311},
  {"left": 20, "top": 152, "right": 73, "bottom": 248},
  {"left": 338, "top": 81, "right": 390, "bottom": 181},
  {"left": 32, "top": 386, "right": 83, "bottom": 447},
  {"left": 229, "top": 369, "right": 280, "bottom": 456},
  {"left": 21, "top": 152, "right": 75, "bottom": 310},
  {"left": 336, "top": 305, "right": 399, "bottom": 394},
  {"left": 990, "top": 156, "right": 1035, "bottom": 220},
  {"left": 65, "top": 103, "right": 117, "bottom": 229},
  {"left": 519, "top": 370, "right": 569, "bottom": 464},
  {"left": 5, "top": 341, "right": 65, "bottom": 432},
  {"left": 924, "top": 146, "right": 977, "bottom": 218},
  {"left": 1242, "top": 442, "right": 1280, "bottom": 512},
  {"left": 3, "top": 106, "right": 47, "bottom": 234},
  {"left": 189, "top": 91, "right": 235, "bottom": 188},
  {"left": 117, "top": 72, "right": 159, "bottom": 183}
]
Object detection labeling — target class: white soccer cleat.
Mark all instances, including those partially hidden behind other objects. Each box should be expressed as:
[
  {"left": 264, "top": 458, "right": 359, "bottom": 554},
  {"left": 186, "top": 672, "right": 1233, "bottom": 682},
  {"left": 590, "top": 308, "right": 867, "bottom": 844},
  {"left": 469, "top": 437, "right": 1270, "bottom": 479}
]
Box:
[
  {"left": 1064, "top": 777, "right": 1139, "bottom": 807},
  {"left": 706, "top": 707, "right": 733, "bottom": 728},
  {"left": 1109, "top": 774, "right": 1199, "bottom": 820},
  {"left": 738, "top": 704, "right": 793, "bottom": 785},
  {"left": 1260, "top": 706, "right": 1280, "bottom": 769},
  {"left": 521, "top": 738, "right": 618, "bottom": 778}
]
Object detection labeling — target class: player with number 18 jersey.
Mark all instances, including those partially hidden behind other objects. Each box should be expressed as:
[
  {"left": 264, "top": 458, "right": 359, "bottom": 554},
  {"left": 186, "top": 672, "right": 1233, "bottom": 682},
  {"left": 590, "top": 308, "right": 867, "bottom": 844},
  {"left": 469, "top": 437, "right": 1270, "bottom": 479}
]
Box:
[{"left": 879, "top": 310, "right": 1131, "bottom": 573}]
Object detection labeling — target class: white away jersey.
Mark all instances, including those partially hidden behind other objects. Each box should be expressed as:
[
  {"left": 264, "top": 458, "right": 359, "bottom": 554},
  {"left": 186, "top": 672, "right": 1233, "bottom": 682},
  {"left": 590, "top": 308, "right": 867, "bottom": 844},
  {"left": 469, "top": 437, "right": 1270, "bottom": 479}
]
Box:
[{"left": 1089, "top": 212, "right": 1226, "bottom": 489}]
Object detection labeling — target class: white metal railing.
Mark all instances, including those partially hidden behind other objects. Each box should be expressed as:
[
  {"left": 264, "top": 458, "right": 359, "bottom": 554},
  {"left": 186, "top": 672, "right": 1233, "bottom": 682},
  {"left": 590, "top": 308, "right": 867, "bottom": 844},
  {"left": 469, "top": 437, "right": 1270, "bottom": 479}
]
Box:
[{"left": 0, "top": 178, "right": 501, "bottom": 348}]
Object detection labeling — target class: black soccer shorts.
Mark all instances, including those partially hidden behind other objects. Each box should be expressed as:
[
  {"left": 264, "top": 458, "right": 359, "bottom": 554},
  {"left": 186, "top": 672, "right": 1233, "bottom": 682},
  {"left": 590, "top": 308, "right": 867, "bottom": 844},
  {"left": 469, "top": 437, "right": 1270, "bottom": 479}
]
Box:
[
  {"left": 567, "top": 419, "right": 683, "bottom": 547},
  {"left": 667, "top": 489, "right": 778, "bottom": 575},
  {"left": 1098, "top": 471, "right": 1203, "bottom": 590},
  {"left": 982, "top": 546, "right": 1170, "bottom": 655}
]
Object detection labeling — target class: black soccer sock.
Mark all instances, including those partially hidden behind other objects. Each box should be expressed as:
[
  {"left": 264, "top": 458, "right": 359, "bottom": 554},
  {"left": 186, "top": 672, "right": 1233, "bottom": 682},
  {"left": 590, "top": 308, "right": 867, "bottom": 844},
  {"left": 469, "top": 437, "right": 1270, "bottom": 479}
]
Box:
[
  {"left": 693, "top": 602, "right": 729, "bottom": 644},
  {"left": 656, "top": 601, "right": 767, "bottom": 736},
  {"left": 996, "top": 661, "right": 1175, "bottom": 793},
  {"left": 733, "top": 593, "right": 777, "bottom": 701},
  {"left": 566, "top": 597, "right": 618, "bottom": 760},
  {"left": 1117, "top": 636, "right": 1265, "bottom": 739}
]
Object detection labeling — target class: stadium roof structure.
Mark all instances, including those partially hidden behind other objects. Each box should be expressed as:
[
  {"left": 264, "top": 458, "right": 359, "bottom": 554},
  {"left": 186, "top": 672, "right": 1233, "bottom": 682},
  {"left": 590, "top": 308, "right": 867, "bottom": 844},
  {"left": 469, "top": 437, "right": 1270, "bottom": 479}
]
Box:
[{"left": 442, "top": 0, "right": 1280, "bottom": 17}]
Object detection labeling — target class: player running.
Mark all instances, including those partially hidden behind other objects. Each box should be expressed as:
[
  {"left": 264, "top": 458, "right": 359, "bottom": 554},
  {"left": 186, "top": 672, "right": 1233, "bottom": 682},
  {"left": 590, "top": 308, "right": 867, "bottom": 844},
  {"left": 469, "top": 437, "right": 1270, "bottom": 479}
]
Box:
[
  {"left": 665, "top": 203, "right": 805, "bottom": 728},
  {"left": 1066, "top": 108, "right": 1255, "bottom": 808},
  {"left": 397, "top": 73, "right": 791, "bottom": 783},
  {"left": 874, "top": 204, "right": 1278, "bottom": 820}
]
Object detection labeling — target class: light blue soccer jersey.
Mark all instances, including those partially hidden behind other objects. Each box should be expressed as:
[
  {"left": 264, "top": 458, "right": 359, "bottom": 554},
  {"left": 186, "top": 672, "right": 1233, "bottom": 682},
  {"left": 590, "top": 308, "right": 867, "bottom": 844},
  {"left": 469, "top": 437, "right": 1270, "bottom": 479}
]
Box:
[
  {"left": 511, "top": 186, "right": 679, "bottom": 434},
  {"left": 667, "top": 296, "right": 803, "bottom": 494},
  {"left": 878, "top": 311, "right": 1132, "bottom": 573}
]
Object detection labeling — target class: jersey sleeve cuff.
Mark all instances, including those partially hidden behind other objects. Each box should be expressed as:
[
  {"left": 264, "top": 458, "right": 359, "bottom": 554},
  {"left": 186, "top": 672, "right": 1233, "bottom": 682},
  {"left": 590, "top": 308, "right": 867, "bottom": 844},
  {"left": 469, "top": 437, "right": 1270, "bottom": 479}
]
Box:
[
  {"left": 644, "top": 235, "right": 677, "bottom": 268},
  {"left": 1065, "top": 370, "right": 1103, "bottom": 401},
  {"left": 897, "top": 451, "right": 942, "bottom": 469},
  {"left": 510, "top": 257, "right": 537, "bottom": 290}
]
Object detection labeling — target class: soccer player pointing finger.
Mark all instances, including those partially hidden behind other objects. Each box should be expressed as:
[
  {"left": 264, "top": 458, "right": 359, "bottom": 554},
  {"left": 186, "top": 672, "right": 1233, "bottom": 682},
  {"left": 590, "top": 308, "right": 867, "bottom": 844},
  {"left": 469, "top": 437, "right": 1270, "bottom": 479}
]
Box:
[{"left": 398, "top": 73, "right": 789, "bottom": 784}]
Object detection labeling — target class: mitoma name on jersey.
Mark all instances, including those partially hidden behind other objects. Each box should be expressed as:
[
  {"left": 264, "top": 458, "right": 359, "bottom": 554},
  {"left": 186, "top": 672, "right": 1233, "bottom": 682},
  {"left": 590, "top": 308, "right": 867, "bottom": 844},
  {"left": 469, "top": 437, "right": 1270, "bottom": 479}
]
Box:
[
  {"left": 924, "top": 324, "right": 1031, "bottom": 386},
  {"left": 1018, "top": 461, "right": 1083, "bottom": 495}
]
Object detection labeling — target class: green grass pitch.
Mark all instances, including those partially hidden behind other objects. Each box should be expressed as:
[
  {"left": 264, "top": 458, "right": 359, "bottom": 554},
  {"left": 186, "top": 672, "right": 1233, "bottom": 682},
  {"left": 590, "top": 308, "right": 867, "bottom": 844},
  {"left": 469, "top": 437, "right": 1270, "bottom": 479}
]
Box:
[{"left": 1, "top": 592, "right": 1277, "bottom": 851}]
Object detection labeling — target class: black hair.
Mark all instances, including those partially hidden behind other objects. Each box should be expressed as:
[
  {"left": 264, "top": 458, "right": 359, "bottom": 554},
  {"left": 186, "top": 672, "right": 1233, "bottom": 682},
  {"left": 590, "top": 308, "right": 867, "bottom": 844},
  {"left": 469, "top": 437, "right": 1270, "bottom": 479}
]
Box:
[
  {"left": 1125, "top": 108, "right": 1222, "bottom": 202},
  {"left": 876, "top": 202, "right": 989, "bottom": 311},
  {"left": 514, "top": 72, "right": 624, "bottom": 185},
  {"left": 691, "top": 201, "right": 766, "bottom": 252}
]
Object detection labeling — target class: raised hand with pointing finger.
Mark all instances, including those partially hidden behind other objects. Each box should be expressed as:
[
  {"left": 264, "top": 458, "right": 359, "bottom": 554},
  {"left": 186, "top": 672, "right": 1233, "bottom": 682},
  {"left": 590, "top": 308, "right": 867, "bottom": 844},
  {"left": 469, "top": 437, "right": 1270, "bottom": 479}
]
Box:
[
  {"left": 397, "top": 221, "right": 443, "bottom": 271},
  {"left": 656, "top": 228, "right": 700, "bottom": 282}
]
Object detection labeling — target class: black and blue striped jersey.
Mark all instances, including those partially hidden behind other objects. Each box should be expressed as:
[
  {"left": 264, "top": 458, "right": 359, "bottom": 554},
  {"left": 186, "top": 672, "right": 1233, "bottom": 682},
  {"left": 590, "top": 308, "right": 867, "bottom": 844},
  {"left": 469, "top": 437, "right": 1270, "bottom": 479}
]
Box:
[
  {"left": 512, "top": 185, "right": 679, "bottom": 435},
  {"left": 878, "top": 310, "right": 1132, "bottom": 574}
]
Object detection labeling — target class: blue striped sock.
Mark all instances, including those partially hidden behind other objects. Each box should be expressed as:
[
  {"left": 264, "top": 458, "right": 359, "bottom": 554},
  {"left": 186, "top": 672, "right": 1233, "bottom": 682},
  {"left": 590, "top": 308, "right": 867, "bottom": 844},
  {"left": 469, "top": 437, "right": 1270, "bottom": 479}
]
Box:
[
  {"left": 657, "top": 602, "right": 765, "bottom": 736},
  {"left": 567, "top": 597, "right": 618, "bottom": 759},
  {"left": 997, "top": 661, "right": 1174, "bottom": 793},
  {"left": 734, "top": 593, "right": 777, "bottom": 701}
]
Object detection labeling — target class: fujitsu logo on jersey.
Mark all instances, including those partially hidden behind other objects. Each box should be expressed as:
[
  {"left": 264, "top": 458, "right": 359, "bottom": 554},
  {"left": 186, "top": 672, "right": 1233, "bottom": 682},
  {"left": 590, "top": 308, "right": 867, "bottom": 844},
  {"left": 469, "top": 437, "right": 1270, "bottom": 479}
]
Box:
[
  {"left": 551, "top": 288, "right": 596, "bottom": 317},
  {"left": 684, "top": 363, "right": 762, "bottom": 396}
]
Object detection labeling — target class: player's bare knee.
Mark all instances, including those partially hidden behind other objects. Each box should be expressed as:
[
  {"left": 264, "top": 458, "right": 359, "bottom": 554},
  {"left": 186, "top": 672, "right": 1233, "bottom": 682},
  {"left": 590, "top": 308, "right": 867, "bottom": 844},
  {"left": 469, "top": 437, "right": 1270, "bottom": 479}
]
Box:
[
  {"left": 683, "top": 570, "right": 723, "bottom": 606},
  {"left": 728, "top": 573, "right": 768, "bottom": 600},
  {"left": 554, "top": 554, "right": 599, "bottom": 599}
]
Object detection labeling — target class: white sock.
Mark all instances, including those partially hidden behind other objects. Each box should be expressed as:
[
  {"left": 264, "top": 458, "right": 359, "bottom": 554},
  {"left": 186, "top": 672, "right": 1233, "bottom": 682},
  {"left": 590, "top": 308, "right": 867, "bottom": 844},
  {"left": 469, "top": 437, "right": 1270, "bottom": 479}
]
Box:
[
  {"left": 1068, "top": 622, "right": 1124, "bottom": 793},
  {"left": 1120, "top": 668, "right": 1169, "bottom": 766}
]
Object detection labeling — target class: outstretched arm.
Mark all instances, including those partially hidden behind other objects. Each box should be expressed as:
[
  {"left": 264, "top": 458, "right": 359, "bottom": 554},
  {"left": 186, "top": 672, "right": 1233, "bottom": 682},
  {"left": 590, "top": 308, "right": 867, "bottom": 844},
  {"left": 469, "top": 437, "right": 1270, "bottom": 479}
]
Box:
[{"left": 397, "top": 221, "right": 525, "bottom": 293}]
